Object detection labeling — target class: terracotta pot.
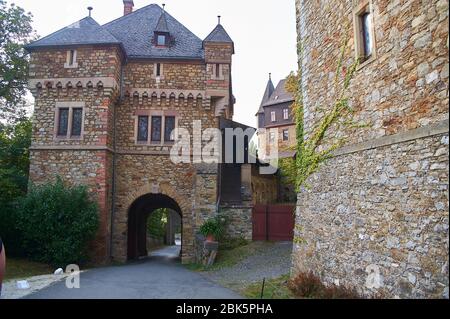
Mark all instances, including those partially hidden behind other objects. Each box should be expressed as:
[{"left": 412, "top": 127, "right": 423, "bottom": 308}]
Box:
[{"left": 206, "top": 234, "right": 215, "bottom": 242}]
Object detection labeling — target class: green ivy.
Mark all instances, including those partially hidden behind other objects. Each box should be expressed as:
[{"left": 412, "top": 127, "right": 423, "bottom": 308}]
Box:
[{"left": 286, "top": 35, "right": 360, "bottom": 191}]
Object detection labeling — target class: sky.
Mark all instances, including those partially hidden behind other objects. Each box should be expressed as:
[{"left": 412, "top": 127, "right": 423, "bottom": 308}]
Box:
[{"left": 13, "top": 0, "right": 298, "bottom": 127}]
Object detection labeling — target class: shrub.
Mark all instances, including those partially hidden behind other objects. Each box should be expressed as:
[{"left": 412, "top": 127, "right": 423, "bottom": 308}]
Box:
[
  {"left": 289, "top": 271, "right": 361, "bottom": 299},
  {"left": 199, "top": 216, "right": 227, "bottom": 241},
  {"left": 17, "top": 178, "right": 99, "bottom": 267}
]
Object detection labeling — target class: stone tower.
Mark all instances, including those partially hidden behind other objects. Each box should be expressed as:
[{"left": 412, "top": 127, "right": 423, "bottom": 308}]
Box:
[{"left": 293, "top": 0, "right": 449, "bottom": 298}]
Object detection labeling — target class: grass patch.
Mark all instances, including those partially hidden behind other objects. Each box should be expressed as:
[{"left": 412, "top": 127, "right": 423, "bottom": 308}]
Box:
[
  {"left": 241, "top": 275, "right": 295, "bottom": 299},
  {"left": 4, "top": 258, "right": 53, "bottom": 281}
]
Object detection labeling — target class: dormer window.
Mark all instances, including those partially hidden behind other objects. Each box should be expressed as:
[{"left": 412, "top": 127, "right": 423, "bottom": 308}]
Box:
[{"left": 157, "top": 34, "right": 166, "bottom": 46}]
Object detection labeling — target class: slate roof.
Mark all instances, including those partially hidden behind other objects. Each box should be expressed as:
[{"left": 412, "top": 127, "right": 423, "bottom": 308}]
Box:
[
  {"left": 204, "top": 24, "right": 234, "bottom": 44},
  {"left": 261, "top": 79, "right": 294, "bottom": 107},
  {"left": 25, "top": 17, "right": 121, "bottom": 50},
  {"left": 154, "top": 10, "right": 170, "bottom": 33},
  {"left": 256, "top": 77, "right": 275, "bottom": 114},
  {"left": 104, "top": 4, "right": 204, "bottom": 59},
  {"left": 26, "top": 4, "right": 232, "bottom": 61}
]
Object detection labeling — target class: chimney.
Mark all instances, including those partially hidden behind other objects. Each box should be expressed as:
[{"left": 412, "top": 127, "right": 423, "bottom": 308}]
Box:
[{"left": 123, "top": 0, "right": 134, "bottom": 16}]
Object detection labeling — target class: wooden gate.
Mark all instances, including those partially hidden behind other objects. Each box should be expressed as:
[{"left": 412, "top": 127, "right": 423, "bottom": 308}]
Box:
[{"left": 252, "top": 204, "right": 295, "bottom": 241}]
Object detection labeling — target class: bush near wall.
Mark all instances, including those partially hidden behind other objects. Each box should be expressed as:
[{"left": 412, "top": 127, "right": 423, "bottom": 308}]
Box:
[{"left": 17, "top": 178, "right": 99, "bottom": 267}]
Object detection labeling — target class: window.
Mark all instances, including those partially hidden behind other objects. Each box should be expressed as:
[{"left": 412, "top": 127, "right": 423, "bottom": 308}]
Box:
[
  {"left": 271, "top": 111, "right": 276, "bottom": 122},
  {"left": 137, "top": 116, "right": 149, "bottom": 142},
  {"left": 269, "top": 132, "right": 276, "bottom": 143},
  {"left": 55, "top": 103, "right": 84, "bottom": 139},
  {"left": 71, "top": 108, "right": 83, "bottom": 137},
  {"left": 361, "top": 12, "right": 373, "bottom": 58},
  {"left": 215, "top": 64, "right": 220, "bottom": 78},
  {"left": 354, "top": 2, "right": 375, "bottom": 63},
  {"left": 283, "top": 109, "right": 289, "bottom": 120},
  {"left": 164, "top": 116, "right": 176, "bottom": 142},
  {"left": 64, "top": 50, "right": 78, "bottom": 68},
  {"left": 283, "top": 129, "right": 289, "bottom": 141},
  {"left": 156, "top": 63, "right": 161, "bottom": 77},
  {"left": 157, "top": 35, "right": 166, "bottom": 46},
  {"left": 57, "top": 108, "right": 69, "bottom": 136},
  {"left": 151, "top": 116, "right": 162, "bottom": 142}
]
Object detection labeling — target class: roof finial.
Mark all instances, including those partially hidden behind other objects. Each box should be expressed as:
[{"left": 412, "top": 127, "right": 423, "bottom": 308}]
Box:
[
  {"left": 162, "top": 3, "right": 166, "bottom": 12},
  {"left": 269, "top": 72, "right": 272, "bottom": 80},
  {"left": 218, "top": 15, "right": 221, "bottom": 25},
  {"left": 87, "top": 6, "right": 93, "bottom": 17}
]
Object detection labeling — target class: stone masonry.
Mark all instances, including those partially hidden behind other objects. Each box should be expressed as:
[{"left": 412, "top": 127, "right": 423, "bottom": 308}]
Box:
[
  {"left": 26, "top": 3, "right": 237, "bottom": 264},
  {"left": 293, "top": 0, "right": 449, "bottom": 298}
]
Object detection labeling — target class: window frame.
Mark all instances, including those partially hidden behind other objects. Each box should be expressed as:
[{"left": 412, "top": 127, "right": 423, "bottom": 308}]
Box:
[
  {"left": 134, "top": 111, "right": 178, "bottom": 146},
  {"left": 54, "top": 102, "right": 85, "bottom": 140},
  {"left": 353, "top": 1, "right": 376, "bottom": 68},
  {"left": 137, "top": 115, "right": 150, "bottom": 143},
  {"left": 283, "top": 108, "right": 289, "bottom": 120},
  {"left": 283, "top": 129, "right": 289, "bottom": 141},
  {"left": 271, "top": 111, "right": 276, "bottom": 122},
  {"left": 64, "top": 49, "right": 78, "bottom": 69}
]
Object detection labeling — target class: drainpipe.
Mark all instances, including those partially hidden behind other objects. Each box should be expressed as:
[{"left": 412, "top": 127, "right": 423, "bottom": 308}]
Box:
[{"left": 109, "top": 57, "right": 125, "bottom": 261}]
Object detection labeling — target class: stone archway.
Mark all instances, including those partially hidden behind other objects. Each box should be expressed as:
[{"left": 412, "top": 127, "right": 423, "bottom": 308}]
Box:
[{"left": 127, "top": 193, "right": 183, "bottom": 260}]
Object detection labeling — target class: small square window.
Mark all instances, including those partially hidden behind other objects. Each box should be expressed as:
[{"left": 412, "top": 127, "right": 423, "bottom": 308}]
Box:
[
  {"left": 157, "top": 35, "right": 166, "bottom": 46},
  {"left": 283, "top": 129, "right": 289, "bottom": 141}
]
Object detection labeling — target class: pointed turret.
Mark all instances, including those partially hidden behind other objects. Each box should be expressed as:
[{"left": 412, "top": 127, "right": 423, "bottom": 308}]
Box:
[{"left": 256, "top": 74, "right": 275, "bottom": 115}]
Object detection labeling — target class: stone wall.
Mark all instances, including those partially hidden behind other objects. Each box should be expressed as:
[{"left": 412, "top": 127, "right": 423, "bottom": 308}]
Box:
[
  {"left": 294, "top": 0, "right": 449, "bottom": 298},
  {"left": 293, "top": 133, "right": 449, "bottom": 298},
  {"left": 220, "top": 206, "right": 253, "bottom": 241}
]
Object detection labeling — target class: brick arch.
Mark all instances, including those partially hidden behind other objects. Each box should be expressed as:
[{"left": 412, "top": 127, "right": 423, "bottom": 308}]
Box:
[
  {"left": 123, "top": 181, "right": 190, "bottom": 217},
  {"left": 125, "top": 182, "right": 191, "bottom": 261}
]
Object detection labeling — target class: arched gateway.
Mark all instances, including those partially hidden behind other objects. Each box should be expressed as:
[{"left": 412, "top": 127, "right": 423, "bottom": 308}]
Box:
[{"left": 127, "top": 193, "right": 183, "bottom": 260}]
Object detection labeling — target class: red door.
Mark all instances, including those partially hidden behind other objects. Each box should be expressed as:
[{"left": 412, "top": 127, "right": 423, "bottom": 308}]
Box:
[{"left": 252, "top": 205, "right": 295, "bottom": 241}]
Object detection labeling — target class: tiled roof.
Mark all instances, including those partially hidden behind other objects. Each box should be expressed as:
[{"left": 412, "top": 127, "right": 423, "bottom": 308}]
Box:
[
  {"left": 104, "top": 4, "right": 204, "bottom": 59},
  {"left": 261, "top": 79, "right": 294, "bottom": 107},
  {"left": 204, "top": 24, "right": 233, "bottom": 44},
  {"left": 257, "top": 77, "right": 275, "bottom": 114},
  {"left": 26, "top": 4, "right": 206, "bottom": 60},
  {"left": 25, "top": 17, "right": 121, "bottom": 50}
]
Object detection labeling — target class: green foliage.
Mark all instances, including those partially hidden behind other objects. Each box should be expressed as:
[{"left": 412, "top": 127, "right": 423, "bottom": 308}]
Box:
[
  {"left": 286, "top": 33, "right": 360, "bottom": 191},
  {"left": 199, "top": 216, "right": 227, "bottom": 240},
  {"left": 0, "top": 117, "right": 32, "bottom": 255},
  {"left": 0, "top": 0, "right": 36, "bottom": 121},
  {"left": 147, "top": 208, "right": 168, "bottom": 239},
  {"left": 17, "top": 178, "right": 99, "bottom": 267}
]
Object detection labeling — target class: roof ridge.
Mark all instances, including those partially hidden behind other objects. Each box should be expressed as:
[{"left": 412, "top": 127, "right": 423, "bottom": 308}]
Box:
[{"left": 102, "top": 3, "right": 160, "bottom": 27}]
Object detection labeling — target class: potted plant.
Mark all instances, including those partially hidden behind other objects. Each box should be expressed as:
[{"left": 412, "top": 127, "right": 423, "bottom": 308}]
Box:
[{"left": 199, "top": 217, "right": 225, "bottom": 242}]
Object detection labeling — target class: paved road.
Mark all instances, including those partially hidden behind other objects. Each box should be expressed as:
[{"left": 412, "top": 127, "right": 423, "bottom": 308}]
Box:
[{"left": 25, "top": 247, "right": 242, "bottom": 299}]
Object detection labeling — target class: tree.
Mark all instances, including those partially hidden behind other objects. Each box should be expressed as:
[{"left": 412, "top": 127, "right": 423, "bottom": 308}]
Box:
[
  {"left": 0, "top": 0, "right": 36, "bottom": 122},
  {"left": 0, "top": 117, "right": 32, "bottom": 255}
]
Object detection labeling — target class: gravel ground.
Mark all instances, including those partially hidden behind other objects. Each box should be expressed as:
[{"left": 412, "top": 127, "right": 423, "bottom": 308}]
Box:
[{"left": 203, "top": 241, "right": 293, "bottom": 288}]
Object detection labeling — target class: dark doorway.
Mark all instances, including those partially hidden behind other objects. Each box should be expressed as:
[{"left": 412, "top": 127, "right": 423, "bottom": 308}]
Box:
[{"left": 127, "top": 193, "right": 182, "bottom": 260}]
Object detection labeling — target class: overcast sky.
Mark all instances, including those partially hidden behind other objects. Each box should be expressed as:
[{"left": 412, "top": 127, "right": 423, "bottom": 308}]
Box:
[{"left": 14, "top": 0, "right": 298, "bottom": 127}]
